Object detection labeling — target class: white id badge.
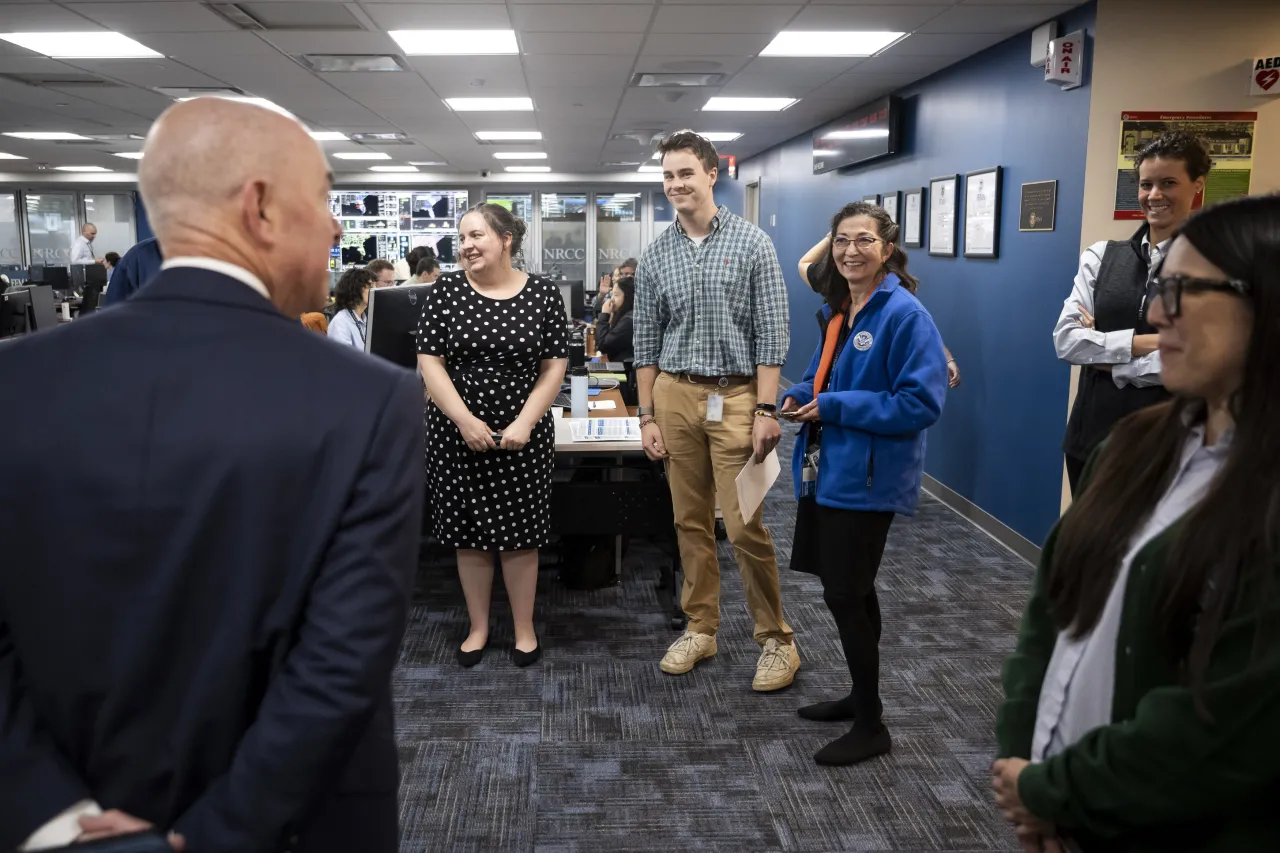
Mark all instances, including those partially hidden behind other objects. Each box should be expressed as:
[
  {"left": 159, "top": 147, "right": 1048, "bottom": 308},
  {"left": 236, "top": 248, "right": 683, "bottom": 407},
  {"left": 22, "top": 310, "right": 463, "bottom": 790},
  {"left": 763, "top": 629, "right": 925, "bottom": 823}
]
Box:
[{"left": 706, "top": 393, "right": 724, "bottom": 423}]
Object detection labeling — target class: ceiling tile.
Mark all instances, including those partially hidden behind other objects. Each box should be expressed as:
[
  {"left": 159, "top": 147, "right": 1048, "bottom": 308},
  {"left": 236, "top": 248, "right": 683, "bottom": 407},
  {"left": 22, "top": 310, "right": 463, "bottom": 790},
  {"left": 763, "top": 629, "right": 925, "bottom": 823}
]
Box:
[
  {"left": 519, "top": 32, "right": 643, "bottom": 56},
  {"left": 64, "top": 2, "right": 236, "bottom": 33},
  {"left": 405, "top": 55, "right": 526, "bottom": 96},
  {"left": 510, "top": 4, "right": 655, "bottom": 33},
  {"left": 806, "top": 68, "right": 921, "bottom": 99},
  {"left": 651, "top": 4, "right": 801, "bottom": 34},
  {"left": 851, "top": 52, "right": 957, "bottom": 76},
  {"left": 788, "top": 4, "right": 949, "bottom": 30},
  {"left": 0, "top": 57, "right": 82, "bottom": 76},
  {"left": 878, "top": 31, "right": 1009, "bottom": 56},
  {"left": 453, "top": 112, "right": 540, "bottom": 132},
  {"left": 729, "top": 56, "right": 863, "bottom": 90},
  {"left": 917, "top": 4, "right": 1076, "bottom": 34},
  {"left": 0, "top": 3, "right": 103, "bottom": 31},
  {"left": 523, "top": 54, "right": 634, "bottom": 89},
  {"left": 639, "top": 33, "right": 773, "bottom": 56},
  {"left": 528, "top": 85, "right": 621, "bottom": 118},
  {"left": 46, "top": 83, "right": 174, "bottom": 116},
  {"left": 633, "top": 54, "right": 751, "bottom": 75},
  {"left": 57, "top": 57, "right": 228, "bottom": 88},
  {"left": 136, "top": 32, "right": 282, "bottom": 57},
  {"left": 318, "top": 71, "right": 442, "bottom": 106},
  {"left": 257, "top": 31, "right": 401, "bottom": 55},
  {"left": 361, "top": 3, "right": 512, "bottom": 29}
]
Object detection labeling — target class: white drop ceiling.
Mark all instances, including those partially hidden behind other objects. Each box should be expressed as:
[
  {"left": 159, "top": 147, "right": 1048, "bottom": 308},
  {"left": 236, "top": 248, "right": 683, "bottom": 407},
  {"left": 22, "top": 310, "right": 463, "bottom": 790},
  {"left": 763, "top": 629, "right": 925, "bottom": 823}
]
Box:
[{"left": 0, "top": 0, "right": 1079, "bottom": 178}]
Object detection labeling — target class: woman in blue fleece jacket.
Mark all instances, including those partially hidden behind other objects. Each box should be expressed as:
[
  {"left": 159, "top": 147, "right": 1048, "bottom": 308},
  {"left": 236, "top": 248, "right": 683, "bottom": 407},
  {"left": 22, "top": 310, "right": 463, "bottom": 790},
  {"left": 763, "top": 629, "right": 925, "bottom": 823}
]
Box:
[{"left": 781, "top": 201, "right": 948, "bottom": 766}]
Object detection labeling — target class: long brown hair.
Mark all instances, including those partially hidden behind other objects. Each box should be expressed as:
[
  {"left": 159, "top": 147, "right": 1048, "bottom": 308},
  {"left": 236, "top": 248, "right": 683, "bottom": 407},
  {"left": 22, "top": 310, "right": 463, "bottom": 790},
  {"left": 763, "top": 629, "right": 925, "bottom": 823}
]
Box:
[
  {"left": 817, "top": 201, "right": 919, "bottom": 309},
  {"left": 1048, "top": 194, "right": 1280, "bottom": 716},
  {"left": 610, "top": 275, "right": 634, "bottom": 326}
]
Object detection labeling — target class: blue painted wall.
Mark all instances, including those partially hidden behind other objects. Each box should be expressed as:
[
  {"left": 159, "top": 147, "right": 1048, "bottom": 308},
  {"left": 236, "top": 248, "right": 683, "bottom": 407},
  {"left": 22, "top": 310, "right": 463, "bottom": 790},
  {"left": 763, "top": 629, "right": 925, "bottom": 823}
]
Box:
[{"left": 739, "top": 2, "right": 1095, "bottom": 546}]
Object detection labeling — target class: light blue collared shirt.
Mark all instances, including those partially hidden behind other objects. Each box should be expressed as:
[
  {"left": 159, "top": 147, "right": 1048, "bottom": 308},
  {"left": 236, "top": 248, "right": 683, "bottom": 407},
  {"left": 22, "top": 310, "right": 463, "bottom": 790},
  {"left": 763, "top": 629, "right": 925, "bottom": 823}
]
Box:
[{"left": 328, "top": 307, "right": 367, "bottom": 350}]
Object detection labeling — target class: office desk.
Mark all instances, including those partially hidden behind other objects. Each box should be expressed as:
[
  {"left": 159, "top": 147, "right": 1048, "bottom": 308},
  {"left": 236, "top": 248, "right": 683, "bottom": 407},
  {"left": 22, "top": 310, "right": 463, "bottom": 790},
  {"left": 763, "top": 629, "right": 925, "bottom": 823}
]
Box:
[{"left": 551, "top": 391, "right": 683, "bottom": 628}]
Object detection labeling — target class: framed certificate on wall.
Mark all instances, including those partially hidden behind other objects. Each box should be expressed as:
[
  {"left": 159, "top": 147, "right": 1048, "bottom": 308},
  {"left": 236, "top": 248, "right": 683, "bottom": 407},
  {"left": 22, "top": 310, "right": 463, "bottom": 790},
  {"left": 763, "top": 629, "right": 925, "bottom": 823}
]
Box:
[
  {"left": 928, "top": 175, "right": 959, "bottom": 257},
  {"left": 902, "top": 187, "right": 924, "bottom": 248},
  {"left": 881, "top": 190, "right": 900, "bottom": 224},
  {"left": 964, "top": 166, "right": 1002, "bottom": 258}
]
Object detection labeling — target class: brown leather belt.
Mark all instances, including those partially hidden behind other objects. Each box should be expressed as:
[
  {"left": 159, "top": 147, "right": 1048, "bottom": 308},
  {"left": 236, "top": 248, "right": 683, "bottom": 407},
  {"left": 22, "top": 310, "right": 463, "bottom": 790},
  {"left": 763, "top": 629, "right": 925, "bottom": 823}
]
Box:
[{"left": 678, "top": 372, "right": 753, "bottom": 387}]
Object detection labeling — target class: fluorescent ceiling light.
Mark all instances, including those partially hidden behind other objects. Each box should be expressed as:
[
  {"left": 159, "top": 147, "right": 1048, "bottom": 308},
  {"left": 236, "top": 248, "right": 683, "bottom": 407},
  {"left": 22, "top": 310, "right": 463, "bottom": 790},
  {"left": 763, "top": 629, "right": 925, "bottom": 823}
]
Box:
[
  {"left": 0, "top": 152, "right": 27, "bottom": 160},
  {"left": 309, "top": 131, "right": 347, "bottom": 141},
  {"left": 408, "top": 161, "right": 447, "bottom": 166},
  {"left": 696, "top": 131, "right": 742, "bottom": 142},
  {"left": 702, "top": 97, "right": 796, "bottom": 112},
  {"left": 3, "top": 131, "right": 92, "bottom": 141},
  {"left": 811, "top": 148, "right": 841, "bottom": 156},
  {"left": 476, "top": 131, "right": 542, "bottom": 141},
  {"left": 333, "top": 152, "right": 392, "bottom": 160},
  {"left": 637, "top": 165, "right": 664, "bottom": 173},
  {"left": 113, "top": 152, "right": 144, "bottom": 159},
  {"left": 54, "top": 166, "right": 112, "bottom": 172},
  {"left": 370, "top": 165, "right": 418, "bottom": 172},
  {"left": 821, "top": 129, "right": 890, "bottom": 140},
  {"left": 389, "top": 30, "right": 518, "bottom": 56},
  {"left": 504, "top": 166, "right": 550, "bottom": 173},
  {"left": 493, "top": 152, "right": 547, "bottom": 160},
  {"left": 446, "top": 97, "right": 533, "bottom": 112},
  {"left": 176, "top": 95, "right": 290, "bottom": 116},
  {"left": 761, "top": 31, "right": 904, "bottom": 57},
  {"left": 0, "top": 32, "right": 161, "bottom": 59}
]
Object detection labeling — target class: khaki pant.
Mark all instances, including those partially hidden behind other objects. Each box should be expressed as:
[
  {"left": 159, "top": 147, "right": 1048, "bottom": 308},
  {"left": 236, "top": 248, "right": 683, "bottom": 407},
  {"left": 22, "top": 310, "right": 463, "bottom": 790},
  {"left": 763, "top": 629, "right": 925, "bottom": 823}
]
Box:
[{"left": 653, "top": 371, "right": 793, "bottom": 645}]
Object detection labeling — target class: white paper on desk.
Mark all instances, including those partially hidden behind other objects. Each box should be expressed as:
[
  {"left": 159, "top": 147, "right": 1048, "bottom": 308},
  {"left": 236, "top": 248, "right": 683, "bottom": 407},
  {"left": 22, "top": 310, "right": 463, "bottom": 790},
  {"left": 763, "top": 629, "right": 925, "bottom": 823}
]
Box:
[
  {"left": 569, "top": 417, "right": 641, "bottom": 442},
  {"left": 735, "top": 449, "right": 780, "bottom": 523},
  {"left": 588, "top": 400, "right": 616, "bottom": 410}
]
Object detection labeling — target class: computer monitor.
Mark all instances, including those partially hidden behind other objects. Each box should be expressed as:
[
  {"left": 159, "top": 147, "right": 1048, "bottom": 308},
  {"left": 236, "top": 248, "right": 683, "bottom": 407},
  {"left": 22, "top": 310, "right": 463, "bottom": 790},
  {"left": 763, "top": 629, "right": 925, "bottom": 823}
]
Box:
[
  {"left": 557, "top": 280, "right": 584, "bottom": 323},
  {"left": 366, "top": 283, "right": 432, "bottom": 370},
  {"left": 0, "top": 288, "right": 31, "bottom": 338},
  {"left": 70, "top": 264, "right": 105, "bottom": 293},
  {"left": 30, "top": 265, "right": 70, "bottom": 292},
  {"left": 23, "top": 285, "right": 58, "bottom": 332}
]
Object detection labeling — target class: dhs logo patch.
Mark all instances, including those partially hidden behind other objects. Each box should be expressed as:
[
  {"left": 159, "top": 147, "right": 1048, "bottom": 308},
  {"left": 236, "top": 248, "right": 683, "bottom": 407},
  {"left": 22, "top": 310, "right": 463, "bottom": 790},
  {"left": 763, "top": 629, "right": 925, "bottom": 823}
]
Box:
[{"left": 853, "top": 331, "right": 874, "bottom": 351}]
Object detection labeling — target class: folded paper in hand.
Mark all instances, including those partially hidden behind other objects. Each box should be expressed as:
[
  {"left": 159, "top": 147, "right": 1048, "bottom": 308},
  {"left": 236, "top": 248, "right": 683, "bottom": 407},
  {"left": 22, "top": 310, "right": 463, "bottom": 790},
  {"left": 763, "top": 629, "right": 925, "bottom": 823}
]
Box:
[{"left": 735, "top": 449, "right": 780, "bottom": 523}]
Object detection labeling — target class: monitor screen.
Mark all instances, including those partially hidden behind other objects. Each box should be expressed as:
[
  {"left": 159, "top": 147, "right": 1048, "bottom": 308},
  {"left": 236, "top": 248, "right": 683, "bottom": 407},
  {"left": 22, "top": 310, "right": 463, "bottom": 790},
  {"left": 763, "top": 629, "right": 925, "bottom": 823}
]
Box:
[
  {"left": 23, "top": 285, "right": 58, "bottom": 332},
  {"left": 812, "top": 96, "right": 900, "bottom": 175},
  {"left": 0, "top": 287, "right": 31, "bottom": 338},
  {"left": 366, "top": 283, "right": 432, "bottom": 371},
  {"left": 557, "top": 280, "right": 584, "bottom": 323}
]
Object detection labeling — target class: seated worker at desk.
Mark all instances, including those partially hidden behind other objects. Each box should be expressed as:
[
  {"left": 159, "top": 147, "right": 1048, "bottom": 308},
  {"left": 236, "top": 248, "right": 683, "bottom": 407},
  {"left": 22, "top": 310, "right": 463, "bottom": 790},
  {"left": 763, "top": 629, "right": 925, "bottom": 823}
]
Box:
[{"left": 594, "top": 274, "right": 634, "bottom": 363}]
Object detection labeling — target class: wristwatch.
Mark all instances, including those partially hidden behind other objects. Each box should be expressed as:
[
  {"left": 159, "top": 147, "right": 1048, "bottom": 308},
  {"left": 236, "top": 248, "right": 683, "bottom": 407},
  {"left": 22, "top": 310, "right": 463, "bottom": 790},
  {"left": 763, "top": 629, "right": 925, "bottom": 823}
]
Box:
[{"left": 638, "top": 406, "right": 655, "bottom": 417}]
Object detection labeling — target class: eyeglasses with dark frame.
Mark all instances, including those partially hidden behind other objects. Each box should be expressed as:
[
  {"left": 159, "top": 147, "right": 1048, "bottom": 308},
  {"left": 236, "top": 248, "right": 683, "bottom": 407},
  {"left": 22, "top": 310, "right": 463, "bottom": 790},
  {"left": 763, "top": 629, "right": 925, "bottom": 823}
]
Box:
[
  {"left": 1148, "top": 270, "right": 1250, "bottom": 319},
  {"left": 833, "top": 235, "right": 882, "bottom": 251}
]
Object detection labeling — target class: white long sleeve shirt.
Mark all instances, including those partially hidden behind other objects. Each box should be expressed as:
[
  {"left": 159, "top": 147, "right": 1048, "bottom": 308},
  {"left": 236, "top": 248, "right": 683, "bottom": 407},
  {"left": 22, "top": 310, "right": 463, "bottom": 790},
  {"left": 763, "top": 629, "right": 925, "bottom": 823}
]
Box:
[{"left": 1052, "top": 236, "right": 1167, "bottom": 389}]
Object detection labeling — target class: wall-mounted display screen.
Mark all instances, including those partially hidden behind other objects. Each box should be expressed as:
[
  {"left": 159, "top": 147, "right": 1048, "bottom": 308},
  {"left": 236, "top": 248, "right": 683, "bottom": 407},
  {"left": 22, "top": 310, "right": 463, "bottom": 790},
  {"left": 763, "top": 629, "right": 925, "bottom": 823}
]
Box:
[
  {"left": 811, "top": 96, "right": 900, "bottom": 175},
  {"left": 328, "top": 189, "right": 469, "bottom": 270}
]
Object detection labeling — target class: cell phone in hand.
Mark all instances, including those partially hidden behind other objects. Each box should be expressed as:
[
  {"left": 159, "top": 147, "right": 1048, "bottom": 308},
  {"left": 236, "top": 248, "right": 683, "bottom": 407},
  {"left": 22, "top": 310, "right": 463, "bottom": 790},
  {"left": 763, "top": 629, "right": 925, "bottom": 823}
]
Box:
[
  {"left": 778, "top": 409, "right": 801, "bottom": 421},
  {"left": 490, "top": 433, "right": 504, "bottom": 443}
]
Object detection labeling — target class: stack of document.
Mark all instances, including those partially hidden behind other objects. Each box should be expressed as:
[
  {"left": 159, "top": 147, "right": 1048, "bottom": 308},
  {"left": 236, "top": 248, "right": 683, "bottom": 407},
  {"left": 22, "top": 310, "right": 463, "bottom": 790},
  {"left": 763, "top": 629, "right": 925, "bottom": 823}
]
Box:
[{"left": 568, "top": 417, "right": 641, "bottom": 442}]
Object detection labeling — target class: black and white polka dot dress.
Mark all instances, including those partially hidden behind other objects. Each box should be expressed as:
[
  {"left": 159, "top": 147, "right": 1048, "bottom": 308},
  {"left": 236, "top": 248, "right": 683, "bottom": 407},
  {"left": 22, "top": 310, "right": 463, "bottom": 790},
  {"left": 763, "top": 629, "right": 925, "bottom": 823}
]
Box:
[{"left": 417, "top": 271, "right": 569, "bottom": 551}]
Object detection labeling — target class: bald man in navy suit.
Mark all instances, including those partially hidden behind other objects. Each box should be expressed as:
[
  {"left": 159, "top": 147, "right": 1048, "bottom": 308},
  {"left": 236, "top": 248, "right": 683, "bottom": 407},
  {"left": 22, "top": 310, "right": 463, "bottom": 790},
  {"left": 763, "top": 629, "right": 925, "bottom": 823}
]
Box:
[{"left": 0, "top": 98, "right": 423, "bottom": 852}]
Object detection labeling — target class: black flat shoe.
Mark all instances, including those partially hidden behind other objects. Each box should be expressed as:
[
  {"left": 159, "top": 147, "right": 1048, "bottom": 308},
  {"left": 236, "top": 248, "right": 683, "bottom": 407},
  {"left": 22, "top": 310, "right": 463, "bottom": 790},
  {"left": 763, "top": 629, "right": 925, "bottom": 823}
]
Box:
[
  {"left": 511, "top": 640, "right": 541, "bottom": 667},
  {"left": 457, "top": 642, "right": 487, "bottom": 668}
]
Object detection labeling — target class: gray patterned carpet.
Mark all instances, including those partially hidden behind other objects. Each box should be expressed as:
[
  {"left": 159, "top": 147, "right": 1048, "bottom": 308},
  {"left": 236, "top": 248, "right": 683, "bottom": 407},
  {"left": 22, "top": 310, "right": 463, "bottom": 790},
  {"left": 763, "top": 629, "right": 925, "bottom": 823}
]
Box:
[{"left": 395, "top": 431, "right": 1033, "bottom": 852}]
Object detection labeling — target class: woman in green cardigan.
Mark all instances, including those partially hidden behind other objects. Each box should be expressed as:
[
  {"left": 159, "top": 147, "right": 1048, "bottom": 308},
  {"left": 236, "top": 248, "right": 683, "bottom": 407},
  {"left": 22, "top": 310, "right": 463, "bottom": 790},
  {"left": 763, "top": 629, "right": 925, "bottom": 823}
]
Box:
[{"left": 993, "top": 193, "right": 1280, "bottom": 853}]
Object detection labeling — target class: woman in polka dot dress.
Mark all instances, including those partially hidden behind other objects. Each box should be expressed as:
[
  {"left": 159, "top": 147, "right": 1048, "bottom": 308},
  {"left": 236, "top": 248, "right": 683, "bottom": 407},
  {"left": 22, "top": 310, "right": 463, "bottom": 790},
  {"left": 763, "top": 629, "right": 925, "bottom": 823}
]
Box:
[{"left": 417, "top": 203, "right": 569, "bottom": 668}]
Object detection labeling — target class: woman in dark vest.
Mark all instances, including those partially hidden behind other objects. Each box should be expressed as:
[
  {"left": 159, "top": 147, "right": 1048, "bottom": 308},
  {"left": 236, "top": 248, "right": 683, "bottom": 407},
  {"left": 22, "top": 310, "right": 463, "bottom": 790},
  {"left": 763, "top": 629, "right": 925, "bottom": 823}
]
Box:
[{"left": 1055, "top": 131, "right": 1212, "bottom": 494}]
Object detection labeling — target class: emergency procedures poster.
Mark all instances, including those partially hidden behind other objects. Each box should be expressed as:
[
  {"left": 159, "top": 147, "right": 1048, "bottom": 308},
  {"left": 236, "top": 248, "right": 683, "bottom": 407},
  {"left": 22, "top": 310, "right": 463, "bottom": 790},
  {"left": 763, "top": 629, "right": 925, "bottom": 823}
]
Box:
[{"left": 1113, "top": 111, "right": 1257, "bottom": 220}]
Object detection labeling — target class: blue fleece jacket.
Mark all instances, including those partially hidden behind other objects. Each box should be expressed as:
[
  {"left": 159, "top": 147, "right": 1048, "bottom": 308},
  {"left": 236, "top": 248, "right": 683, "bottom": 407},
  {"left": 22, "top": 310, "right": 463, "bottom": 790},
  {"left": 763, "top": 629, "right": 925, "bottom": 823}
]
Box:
[{"left": 786, "top": 273, "right": 947, "bottom": 515}]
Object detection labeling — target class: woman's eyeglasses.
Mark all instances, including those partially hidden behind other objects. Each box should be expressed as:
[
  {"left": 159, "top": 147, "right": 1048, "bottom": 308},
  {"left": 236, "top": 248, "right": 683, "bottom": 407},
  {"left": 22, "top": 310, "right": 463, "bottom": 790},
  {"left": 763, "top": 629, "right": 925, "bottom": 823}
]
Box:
[
  {"left": 833, "top": 236, "right": 882, "bottom": 251},
  {"left": 1149, "top": 272, "right": 1250, "bottom": 319}
]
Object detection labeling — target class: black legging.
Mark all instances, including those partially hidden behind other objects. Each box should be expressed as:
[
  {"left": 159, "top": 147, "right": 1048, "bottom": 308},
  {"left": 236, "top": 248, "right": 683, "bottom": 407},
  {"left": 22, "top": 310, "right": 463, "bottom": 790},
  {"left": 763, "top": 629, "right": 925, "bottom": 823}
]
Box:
[{"left": 818, "top": 510, "right": 894, "bottom": 728}]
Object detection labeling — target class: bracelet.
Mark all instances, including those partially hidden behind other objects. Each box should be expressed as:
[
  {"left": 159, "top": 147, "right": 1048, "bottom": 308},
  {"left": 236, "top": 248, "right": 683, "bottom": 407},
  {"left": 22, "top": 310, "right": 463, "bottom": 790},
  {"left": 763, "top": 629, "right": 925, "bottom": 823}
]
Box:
[
  {"left": 754, "top": 410, "right": 779, "bottom": 420},
  {"left": 754, "top": 402, "right": 777, "bottom": 412},
  {"left": 638, "top": 415, "right": 656, "bottom": 428},
  {"left": 947, "top": 358, "right": 957, "bottom": 365}
]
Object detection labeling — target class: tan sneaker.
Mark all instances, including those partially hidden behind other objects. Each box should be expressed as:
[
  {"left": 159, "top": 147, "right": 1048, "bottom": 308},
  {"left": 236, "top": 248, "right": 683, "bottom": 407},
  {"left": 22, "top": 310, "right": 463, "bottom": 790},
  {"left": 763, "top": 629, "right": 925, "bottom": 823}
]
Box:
[
  {"left": 660, "top": 631, "right": 717, "bottom": 675},
  {"left": 752, "top": 638, "right": 800, "bottom": 692}
]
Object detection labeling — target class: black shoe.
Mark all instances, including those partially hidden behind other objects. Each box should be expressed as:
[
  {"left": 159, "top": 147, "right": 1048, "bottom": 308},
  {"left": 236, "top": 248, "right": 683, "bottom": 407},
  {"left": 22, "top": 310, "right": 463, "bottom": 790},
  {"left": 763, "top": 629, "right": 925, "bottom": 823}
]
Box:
[
  {"left": 814, "top": 724, "right": 892, "bottom": 767},
  {"left": 512, "top": 640, "right": 541, "bottom": 667},
  {"left": 457, "top": 642, "right": 487, "bottom": 668},
  {"left": 798, "top": 695, "right": 857, "bottom": 722}
]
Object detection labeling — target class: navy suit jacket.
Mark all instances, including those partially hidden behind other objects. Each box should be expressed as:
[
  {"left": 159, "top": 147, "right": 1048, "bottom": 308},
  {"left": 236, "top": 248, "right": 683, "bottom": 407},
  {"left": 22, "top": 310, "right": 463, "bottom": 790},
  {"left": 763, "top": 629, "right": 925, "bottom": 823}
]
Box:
[
  {"left": 103, "top": 237, "right": 163, "bottom": 306},
  {"left": 0, "top": 268, "right": 424, "bottom": 852}
]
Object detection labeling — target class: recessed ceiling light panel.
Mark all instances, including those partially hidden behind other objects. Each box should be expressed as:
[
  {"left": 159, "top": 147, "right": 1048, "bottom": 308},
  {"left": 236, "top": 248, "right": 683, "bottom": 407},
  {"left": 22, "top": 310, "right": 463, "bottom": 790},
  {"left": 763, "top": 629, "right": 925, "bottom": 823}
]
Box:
[
  {"left": 493, "top": 152, "right": 547, "bottom": 160},
  {"left": 0, "top": 152, "right": 26, "bottom": 159},
  {"left": 702, "top": 97, "right": 796, "bottom": 112},
  {"left": 761, "top": 31, "right": 905, "bottom": 57},
  {"left": 504, "top": 166, "right": 550, "bottom": 173},
  {"left": 3, "top": 132, "right": 93, "bottom": 141},
  {"left": 408, "top": 161, "right": 447, "bottom": 166},
  {"left": 0, "top": 32, "right": 161, "bottom": 59},
  {"left": 348, "top": 132, "right": 410, "bottom": 143},
  {"left": 333, "top": 152, "right": 392, "bottom": 160},
  {"left": 446, "top": 97, "right": 533, "bottom": 112},
  {"left": 113, "top": 152, "right": 144, "bottom": 159},
  {"left": 309, "top": 131, "right": 347, "bottom": 141},
  {"left": 389, "top": 30, "right": 518, "bottom": 56},
  {"left": 369, "top": 165, "right": 418, "bottom": 172},
  {"left": 54, "top": 165, "right": 112, "bottom": 172},
  {"left": 694, "top": 131, "right": 742, "bottom": 142},
  {"left": 476, "top": 131, "right": 542, "bottom": 142}
]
